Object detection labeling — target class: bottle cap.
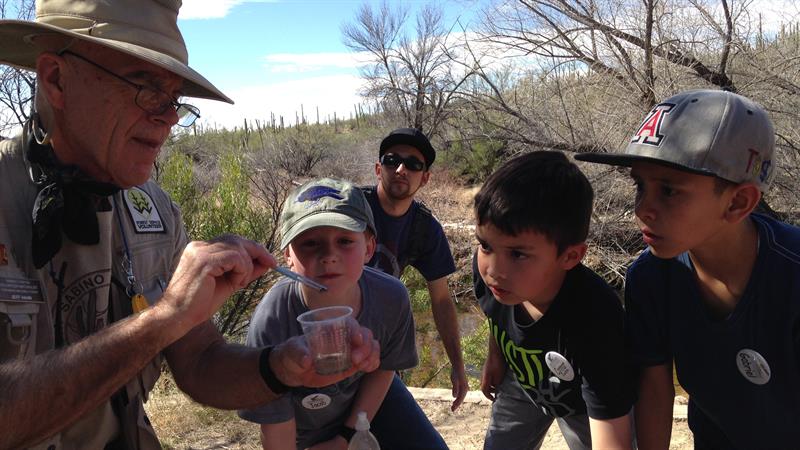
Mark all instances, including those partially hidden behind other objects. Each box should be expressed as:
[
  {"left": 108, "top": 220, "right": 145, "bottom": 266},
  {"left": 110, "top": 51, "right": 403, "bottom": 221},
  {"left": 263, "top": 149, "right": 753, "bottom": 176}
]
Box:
[{"left": 355, "top": 411, "right": 370, "bottom": 431}]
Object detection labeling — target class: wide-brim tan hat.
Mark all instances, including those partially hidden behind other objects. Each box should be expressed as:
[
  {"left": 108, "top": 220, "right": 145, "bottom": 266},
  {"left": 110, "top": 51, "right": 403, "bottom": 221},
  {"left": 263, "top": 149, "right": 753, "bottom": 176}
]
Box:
[{"left": 0, "top": 0, "right": 232, "bottom": 103}]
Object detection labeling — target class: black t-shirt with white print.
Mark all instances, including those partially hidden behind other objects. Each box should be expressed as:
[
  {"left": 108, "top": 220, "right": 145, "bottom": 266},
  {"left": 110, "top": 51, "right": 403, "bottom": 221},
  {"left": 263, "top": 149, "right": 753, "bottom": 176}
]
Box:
[{"left": 474, "top": 253, "right": 635, "bottom": 419}]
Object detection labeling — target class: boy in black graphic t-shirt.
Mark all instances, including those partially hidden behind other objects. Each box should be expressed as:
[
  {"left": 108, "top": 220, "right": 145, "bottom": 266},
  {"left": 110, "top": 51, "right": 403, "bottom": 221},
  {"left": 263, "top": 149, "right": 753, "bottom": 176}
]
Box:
[{"left": 473, "top": 151, "right": 635, "bottom": 450}]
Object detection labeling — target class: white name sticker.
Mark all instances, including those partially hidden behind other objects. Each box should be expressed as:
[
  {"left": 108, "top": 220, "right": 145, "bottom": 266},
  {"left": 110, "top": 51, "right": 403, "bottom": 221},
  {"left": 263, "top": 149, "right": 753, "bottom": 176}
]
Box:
[
  {"left": 301, "top": 393, "right": 332, "bottom": 410},
  {"left": 736, "top": 349, "right": 771, "bottom": 385},
  {"left": 123, "top": 187, "right": 165, "bottom": 233},
  {"left": 545, "top": 351, "right": 575, "bottom": 381}
]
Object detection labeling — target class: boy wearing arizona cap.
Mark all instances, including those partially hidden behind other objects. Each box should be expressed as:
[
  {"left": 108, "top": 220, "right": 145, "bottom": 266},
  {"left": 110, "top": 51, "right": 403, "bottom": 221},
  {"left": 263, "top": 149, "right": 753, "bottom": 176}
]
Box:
[
  {"left": 576, "top": 89, "right": 800, "bottom": 448},
  {"left": 239, "top": 178, "right": 447, "bottom": 450}
]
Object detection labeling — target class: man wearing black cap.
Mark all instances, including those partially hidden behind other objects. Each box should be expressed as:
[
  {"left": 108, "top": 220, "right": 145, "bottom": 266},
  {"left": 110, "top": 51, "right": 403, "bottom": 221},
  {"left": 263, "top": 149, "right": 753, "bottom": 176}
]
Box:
[{"left": 363, "top": 127, "right": 468, "bottom": 412}]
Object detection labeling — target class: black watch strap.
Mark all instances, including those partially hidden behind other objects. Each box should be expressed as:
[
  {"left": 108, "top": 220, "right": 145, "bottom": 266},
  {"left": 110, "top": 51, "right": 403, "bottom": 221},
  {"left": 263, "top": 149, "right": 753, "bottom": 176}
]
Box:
[
  {"left": 338, "top": 424, "right": 356, "bottom": 442},
  {"left": 258, "top": 346, "right": 290, "bottom": 395}
]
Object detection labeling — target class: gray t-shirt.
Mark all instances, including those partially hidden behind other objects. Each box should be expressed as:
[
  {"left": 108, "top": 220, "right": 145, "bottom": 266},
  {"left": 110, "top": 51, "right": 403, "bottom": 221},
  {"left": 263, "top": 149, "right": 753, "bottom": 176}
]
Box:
[{"left": 238, "top": 266, "right": 418, "bottom": 448}]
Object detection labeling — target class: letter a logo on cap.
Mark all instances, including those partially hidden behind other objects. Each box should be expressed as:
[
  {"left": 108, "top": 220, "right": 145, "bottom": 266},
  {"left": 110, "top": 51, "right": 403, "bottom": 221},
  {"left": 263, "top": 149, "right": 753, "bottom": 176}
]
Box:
[{"left": 631, "top": 103, "right": 675, "bottom": 146}]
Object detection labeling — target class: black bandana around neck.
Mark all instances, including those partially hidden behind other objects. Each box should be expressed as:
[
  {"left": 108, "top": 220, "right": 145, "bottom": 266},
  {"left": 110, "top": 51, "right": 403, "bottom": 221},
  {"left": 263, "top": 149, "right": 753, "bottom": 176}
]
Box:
[{"left": 26, "top": 133, "right": 120, "bottom": 268}]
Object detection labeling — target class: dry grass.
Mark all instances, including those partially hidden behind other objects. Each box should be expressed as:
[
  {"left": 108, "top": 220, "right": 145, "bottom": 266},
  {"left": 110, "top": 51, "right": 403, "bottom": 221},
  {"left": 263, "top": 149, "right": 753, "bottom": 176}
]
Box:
[
  {"left": 144, "top": 377, "right": 261, "bottom": 450},
  {"left": 145, "top": 375, "right": 693, "bottom": 449}
]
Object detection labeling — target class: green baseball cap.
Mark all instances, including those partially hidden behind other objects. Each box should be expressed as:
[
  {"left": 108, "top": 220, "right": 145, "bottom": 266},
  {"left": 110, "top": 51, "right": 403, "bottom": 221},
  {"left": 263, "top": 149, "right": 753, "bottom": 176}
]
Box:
[{"left": 280, "top": 178, "right": 376, "bottom": 250}]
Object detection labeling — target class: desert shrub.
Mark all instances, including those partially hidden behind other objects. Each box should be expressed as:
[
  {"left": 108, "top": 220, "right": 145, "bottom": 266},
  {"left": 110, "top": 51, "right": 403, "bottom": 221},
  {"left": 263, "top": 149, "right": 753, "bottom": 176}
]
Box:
[
  {"left": 402, "top": 268, "right": 432, "bottom": 314},
  {"left": 461, "top": 319, "right": 489, "bottom": 390},
  {"left": 443, "top": 138, "right": 506, "bottom": 183},
  {"left": 157, "top": 150, "right": 276, "bottom": 338}
]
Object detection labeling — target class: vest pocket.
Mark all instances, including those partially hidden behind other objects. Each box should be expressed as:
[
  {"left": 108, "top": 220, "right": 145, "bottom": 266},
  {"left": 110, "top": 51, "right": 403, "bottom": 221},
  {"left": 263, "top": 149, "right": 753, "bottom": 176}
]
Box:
[{"left": 0, "top": 299, "right": 42, "bottom": 361}]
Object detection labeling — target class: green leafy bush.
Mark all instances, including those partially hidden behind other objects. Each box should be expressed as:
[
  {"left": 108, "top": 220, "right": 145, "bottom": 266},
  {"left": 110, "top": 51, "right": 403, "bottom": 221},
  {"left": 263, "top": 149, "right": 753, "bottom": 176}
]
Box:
[
  {"left": 461, "top": 319, "right": 489, "bottom": 390},
  {"left": 158, "top": 150, "right": 275, "bottom": 338}
]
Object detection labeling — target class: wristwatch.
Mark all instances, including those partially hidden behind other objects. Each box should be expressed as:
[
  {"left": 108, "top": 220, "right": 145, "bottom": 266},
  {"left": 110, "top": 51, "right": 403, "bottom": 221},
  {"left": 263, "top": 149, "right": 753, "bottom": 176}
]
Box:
[
  {"left": 258, "top": 346, "right": 290, "bottom": 395},
  {"left": 337, "top": 424, "right": 356, "bottom": 442}
]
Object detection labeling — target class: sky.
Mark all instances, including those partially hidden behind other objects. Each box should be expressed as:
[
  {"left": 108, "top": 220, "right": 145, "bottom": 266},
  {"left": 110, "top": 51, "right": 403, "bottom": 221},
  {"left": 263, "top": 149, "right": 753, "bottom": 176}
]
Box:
[
  {"left": 1, "top": 0, "right": 796, "bottom": 133},
  {"left": 174, "top": 0, "right": 798, "bottom": 130},
  {"left": 177, "top": 0, "right": 487, "bottom": 130}
]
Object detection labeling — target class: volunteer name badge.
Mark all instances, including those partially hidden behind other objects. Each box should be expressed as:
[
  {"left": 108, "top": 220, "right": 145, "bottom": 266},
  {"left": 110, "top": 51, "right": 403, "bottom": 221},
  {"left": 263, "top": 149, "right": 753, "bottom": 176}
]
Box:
[
  {"left": 0, "top": 239, "right": 42, "bottom": 306},
  {"left": 0, "top": 276, "right": 45, "bottom": 346},
  {"left": 545, "top": 351, "right": 575, "bottom": 381},
  {"left": 736, "top": 349, "right": 771, "bottom": 385},
  {"left": 301, "top": 393, "right": 332, "bottom": 410},
  {"left": 0, "top": 276, "right": 44, "bottom": 304},
  {"left": 123, "top": 187, "right": 165, "bottom": 233}
]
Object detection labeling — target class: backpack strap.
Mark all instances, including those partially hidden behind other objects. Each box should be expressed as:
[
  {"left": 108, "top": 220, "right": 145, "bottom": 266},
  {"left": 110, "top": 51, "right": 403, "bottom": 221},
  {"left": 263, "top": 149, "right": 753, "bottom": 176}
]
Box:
[
  {"left": 406, "top": 200, "right": 432, "bottom": 266},
  {"left": 359, "top": 185, "right": 375, "bottom": 197},
  {"left": 359, "top": 184, "right": 432, "bottom": 271}
]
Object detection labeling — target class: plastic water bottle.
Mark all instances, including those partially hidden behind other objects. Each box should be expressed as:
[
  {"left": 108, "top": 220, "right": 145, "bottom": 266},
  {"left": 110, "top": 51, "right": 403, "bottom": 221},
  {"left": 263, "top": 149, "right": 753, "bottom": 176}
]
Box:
[{"left": 347, "top": 411, "right": 380, "bottom": 450}]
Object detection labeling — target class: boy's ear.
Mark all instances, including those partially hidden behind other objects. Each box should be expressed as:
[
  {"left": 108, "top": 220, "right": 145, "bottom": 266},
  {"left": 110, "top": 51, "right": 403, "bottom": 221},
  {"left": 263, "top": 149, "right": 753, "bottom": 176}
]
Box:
[
  {"left": 283, "top": 247, "right": 293, "bottom": 268},
  {"left": 364, "top": 233, "right": 376, "bottom": 262},
  {"left": 560, "top": 242, "right": 587, "bottom": 270},
  {"left": 725, "top": 183, "right": 761, "bottom": 224}
]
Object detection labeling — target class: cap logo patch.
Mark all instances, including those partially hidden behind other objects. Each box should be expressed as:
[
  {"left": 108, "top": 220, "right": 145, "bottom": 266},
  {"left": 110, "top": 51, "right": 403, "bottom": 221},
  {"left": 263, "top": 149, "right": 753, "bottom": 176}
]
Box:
[
  {"left": 631, "top": 103, "right": 675, "bottom": 146},
  {"left": 746, "top": 149, "right": 773, "bottom": 184},
  {"left": 297, "top": 186, "right": 344, "bottom": 204}
]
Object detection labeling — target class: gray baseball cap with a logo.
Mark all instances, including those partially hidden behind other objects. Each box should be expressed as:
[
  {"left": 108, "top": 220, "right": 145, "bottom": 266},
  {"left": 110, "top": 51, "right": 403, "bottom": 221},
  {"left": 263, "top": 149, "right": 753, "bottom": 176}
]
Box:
[
  {"left": 279, "top": 178, "right": 376, "bottom": 250},
  {"left": 575, "top": 89, "right": 776, "bottom": 191}
]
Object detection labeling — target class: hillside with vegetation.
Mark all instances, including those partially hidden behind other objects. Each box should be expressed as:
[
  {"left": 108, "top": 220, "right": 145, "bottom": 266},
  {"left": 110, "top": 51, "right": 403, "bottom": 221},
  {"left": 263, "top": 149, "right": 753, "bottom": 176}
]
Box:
[
  {"left": 3, "top": 0, "right": 797, "bottom": 393},
  {"left": 136, "top": 0, "right": 800, "bottom": 391},
  {"left": 2, "top": 1, "right": 799, "bottom": 446}
]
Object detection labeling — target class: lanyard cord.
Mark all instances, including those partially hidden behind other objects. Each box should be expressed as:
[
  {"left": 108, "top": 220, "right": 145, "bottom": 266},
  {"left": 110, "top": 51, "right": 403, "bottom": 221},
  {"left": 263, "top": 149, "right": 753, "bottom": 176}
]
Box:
[
  {"left": 112, "top": 195, "right": 141, "bottom": 297},
  {"left": 47, "top": 260, "right": 66, "bottom": 348}
]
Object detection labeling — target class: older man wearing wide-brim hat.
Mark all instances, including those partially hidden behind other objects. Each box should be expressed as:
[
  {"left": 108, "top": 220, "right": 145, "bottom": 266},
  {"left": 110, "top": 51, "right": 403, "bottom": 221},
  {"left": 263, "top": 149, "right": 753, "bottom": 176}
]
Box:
[{"left": 0, "top": 1, "right": 380, "bottom": 449}]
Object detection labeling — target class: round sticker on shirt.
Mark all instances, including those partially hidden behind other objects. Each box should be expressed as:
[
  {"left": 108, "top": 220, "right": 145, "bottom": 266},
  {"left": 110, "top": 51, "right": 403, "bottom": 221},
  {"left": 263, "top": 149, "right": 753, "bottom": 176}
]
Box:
[
  {"left": 736, "top": 349, "right": 771, "bottom": 385},
  {"left": 545, "top": 351, "right": 575, "bottom": 381},
  {"left": 301, "top": 393, "right": 332, "bottom": 410}
]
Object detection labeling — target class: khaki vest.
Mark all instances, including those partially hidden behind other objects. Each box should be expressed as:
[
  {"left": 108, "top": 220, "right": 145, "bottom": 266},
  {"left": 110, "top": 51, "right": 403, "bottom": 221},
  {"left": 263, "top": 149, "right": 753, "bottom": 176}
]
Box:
[{"left": 0, "top": 135, "right": 189, "bottom": 449}]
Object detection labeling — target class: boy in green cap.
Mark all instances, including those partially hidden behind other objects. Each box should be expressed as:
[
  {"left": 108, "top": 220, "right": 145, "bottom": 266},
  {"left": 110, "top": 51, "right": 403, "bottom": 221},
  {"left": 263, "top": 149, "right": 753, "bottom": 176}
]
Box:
[{"left": 239, "top": 178, "right": 447, "bottom": 450}]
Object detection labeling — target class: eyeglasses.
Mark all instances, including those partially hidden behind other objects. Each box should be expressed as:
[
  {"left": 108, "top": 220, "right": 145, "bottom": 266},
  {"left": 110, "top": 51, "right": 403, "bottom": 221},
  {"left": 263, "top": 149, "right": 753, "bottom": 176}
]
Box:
[
  {"left": 59, "top": 50, "right": 200, "bottom": 127},
  {"left": 380, "top": 153, "right": 426, "bottom": 172}
]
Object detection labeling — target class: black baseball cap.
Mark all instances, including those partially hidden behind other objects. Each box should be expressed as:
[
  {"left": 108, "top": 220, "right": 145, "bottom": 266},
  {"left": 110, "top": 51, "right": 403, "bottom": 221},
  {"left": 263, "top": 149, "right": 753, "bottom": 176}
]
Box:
[{"left": 379, "top": 127, "right": 436, "bottom": 169}]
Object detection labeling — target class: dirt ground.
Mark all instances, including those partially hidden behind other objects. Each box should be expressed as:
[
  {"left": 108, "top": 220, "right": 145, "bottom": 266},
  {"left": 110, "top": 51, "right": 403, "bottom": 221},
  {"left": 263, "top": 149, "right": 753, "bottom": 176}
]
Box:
[
  {"left": 145, "top": 383, "right": 693, "bottom": 449},
  {"left": 412, "top": 390, "right": 693, "bottom": 450}
]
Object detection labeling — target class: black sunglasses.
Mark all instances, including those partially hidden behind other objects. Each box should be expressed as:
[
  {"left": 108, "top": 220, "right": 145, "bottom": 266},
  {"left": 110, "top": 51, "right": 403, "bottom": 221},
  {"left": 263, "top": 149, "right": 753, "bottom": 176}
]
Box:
[{"left": 380, "top": 153, "right": 426, "bottom": 172}]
